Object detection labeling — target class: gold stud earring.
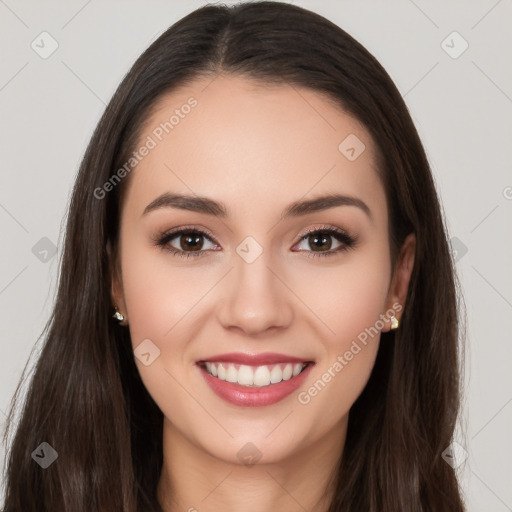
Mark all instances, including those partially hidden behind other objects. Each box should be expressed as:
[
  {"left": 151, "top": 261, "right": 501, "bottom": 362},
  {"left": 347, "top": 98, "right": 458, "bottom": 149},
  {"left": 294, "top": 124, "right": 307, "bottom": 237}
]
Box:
[{"left": 390, "top": 315, "right": 399, "bottom": 330}]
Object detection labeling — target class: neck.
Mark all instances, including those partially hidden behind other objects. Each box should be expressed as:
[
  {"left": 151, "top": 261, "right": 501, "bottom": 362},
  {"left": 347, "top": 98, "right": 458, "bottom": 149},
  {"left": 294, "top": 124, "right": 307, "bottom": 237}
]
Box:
[{"left": 157, "top": 417, "right": 346, "bottom": 512}]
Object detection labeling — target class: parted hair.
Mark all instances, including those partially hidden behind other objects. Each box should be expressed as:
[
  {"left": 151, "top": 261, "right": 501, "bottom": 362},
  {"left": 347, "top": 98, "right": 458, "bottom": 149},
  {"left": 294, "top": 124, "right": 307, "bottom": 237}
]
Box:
[{"left": 2, "top": 2, "right": 465, "bottom": 511}]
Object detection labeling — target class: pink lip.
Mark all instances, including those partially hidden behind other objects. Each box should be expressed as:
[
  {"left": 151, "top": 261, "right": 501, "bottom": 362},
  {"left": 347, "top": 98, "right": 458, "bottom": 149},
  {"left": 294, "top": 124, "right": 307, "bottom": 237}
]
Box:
[
  {"left": 197, "top": 361, "right": 315, "bottom": 407},
  {"left": 197, "top": 352, "right": 312, "bottom": 366}
]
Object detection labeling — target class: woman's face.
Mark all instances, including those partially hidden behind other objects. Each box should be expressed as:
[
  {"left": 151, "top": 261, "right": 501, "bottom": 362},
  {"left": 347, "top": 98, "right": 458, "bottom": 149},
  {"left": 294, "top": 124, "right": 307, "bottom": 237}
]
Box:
[{"left": 112, "top": 74, "right": 411, "bottom": 465}]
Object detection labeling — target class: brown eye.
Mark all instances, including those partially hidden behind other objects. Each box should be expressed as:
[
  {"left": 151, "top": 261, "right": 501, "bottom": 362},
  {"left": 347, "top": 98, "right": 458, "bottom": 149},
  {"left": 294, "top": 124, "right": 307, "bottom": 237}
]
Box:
[
  {"left": 293, "top": 227, "right": 357, "bottom": 258},
  {"left": 177, "top": 232, "right": 204, "bottom": 251},
  {"left": 307, "top": 232, "right": 333, "bottom": 252},
  {"left": 155, "top": 228, "right": 219, "bottom": 259}
]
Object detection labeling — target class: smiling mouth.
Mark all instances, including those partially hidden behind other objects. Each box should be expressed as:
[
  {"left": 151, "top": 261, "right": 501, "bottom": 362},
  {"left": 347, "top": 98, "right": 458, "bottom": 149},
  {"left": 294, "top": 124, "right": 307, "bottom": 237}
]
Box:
[{"left": 198, "top": 361, "right": 313, "bottom": 388}]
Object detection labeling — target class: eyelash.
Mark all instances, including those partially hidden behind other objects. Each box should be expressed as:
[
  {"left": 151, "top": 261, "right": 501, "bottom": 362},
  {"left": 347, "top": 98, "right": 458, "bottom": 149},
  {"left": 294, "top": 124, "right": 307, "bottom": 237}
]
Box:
[{"left": 153, "top": 225, "right": 358, "bottom": 260}]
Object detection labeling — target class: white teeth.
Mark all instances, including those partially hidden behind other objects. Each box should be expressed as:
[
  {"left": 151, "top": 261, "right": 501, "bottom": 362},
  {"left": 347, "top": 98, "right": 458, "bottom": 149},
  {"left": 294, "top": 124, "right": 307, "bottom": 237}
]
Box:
[
  {"left": 203, "top": 361, "right": 308, "bottom": 387},
  {"left": 282, "top": 363, "right": 293, "bottom": 380},
  {"left": 253, "top": 365, "right": 271, "bottom": 386},
  {"left": 226, "top": 365, "right": 238, "bottom": 383},
  {"left": 205, "top": 362, "right": 218, "bottom": 376},
  {"left": 237, "top": 365, "right": 254, "bottom": 386},
  {"left": 270, "top": 365, "right": 283, "bottom": 384}
]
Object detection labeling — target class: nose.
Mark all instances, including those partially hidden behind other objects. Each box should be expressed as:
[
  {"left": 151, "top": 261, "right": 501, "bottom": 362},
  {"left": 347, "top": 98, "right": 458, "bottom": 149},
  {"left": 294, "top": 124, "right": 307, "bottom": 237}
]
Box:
[{"left": 216, "top": 250, "right": 294, "bottom": 336}]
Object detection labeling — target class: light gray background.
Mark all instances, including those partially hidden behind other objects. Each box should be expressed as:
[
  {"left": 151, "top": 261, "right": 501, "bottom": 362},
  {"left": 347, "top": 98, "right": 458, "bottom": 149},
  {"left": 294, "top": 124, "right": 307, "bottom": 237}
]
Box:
[{"left": 1, "top": 0, "right": 511, "bottom": 509}]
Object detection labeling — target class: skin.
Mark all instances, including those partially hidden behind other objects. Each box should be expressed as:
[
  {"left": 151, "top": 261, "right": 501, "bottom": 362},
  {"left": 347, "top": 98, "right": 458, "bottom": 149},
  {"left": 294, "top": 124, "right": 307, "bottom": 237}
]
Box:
[{"left": 111, "top": 74, "right": 415, "bottom": 512}]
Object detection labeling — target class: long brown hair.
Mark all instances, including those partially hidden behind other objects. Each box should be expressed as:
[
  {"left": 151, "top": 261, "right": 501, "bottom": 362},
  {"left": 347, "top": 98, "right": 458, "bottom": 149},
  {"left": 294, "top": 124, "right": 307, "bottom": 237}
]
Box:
[{"left": 2, "top": 2, "right": 466, "bottom": 510}]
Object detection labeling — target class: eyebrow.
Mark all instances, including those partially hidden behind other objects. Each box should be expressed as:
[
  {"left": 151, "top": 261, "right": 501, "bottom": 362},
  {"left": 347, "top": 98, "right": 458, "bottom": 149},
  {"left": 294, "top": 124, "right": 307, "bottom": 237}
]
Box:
[{"left": 142, "top": 192, "right": 372, "bottom": 220}]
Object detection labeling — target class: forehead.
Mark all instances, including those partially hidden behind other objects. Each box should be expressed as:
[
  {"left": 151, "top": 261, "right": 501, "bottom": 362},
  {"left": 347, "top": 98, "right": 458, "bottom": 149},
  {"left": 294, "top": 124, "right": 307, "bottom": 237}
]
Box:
[{"left": 122, "top": 74, "right": 386, "bottom": 223}]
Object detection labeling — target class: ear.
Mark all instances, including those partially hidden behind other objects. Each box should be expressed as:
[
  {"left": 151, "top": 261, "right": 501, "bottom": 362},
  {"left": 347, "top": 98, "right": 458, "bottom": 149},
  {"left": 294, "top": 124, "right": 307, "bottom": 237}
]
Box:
[
  {"left": 107, "top": 240, "right": 127, "bottom": 317},
  {"left": 382, "top": 232, "right": 416, "bottom": 332}
]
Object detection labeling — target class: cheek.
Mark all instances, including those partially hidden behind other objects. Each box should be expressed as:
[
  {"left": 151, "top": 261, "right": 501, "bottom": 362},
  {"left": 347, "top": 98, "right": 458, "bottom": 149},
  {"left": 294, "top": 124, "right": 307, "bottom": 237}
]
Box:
[
  {"left": 329, "top": 261, "right": 389, "bottom": 342},
  {"left": 119, "top": 232, "right": 210, "bottom": 346},
  {"left": 292, "top": 247, "right": 390, "bottom": 419},
  {"left": 294, "top": 245, "right": 391, "bottom": 346},
  {"left": 118, "top": 236, "right": 211, "bottom": 419}
]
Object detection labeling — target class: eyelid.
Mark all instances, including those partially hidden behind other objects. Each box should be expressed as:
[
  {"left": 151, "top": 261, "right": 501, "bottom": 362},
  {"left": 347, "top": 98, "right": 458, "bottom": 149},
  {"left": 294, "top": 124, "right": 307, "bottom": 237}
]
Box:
[
  {"left": 295, "top": 224, "right": 349, "bottom": 240},
  {"left": 154, "top": 224, "right": 219, "bottom": 245}
]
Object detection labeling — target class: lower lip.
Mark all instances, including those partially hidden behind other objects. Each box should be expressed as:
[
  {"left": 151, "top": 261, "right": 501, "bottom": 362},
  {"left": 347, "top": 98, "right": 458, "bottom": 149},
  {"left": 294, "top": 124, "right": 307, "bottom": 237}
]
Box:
[{"left": 198, "top": 363, "right": 314, "bottom": 407}]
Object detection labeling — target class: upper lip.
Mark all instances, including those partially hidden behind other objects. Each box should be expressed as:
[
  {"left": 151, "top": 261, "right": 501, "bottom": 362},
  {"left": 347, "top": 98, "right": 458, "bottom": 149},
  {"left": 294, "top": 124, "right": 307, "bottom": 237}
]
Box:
[{"left": 197, "top": 352, "right": 314, "bottom": 366}]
